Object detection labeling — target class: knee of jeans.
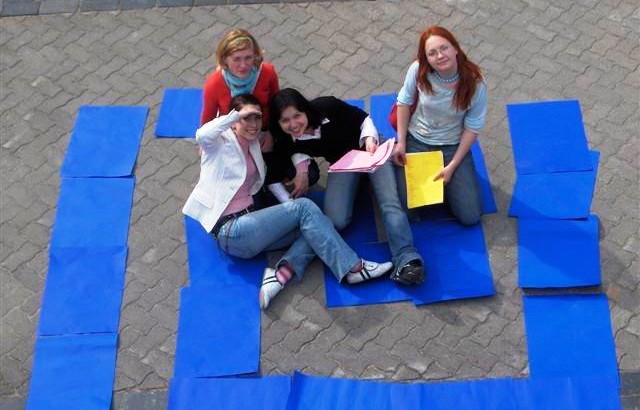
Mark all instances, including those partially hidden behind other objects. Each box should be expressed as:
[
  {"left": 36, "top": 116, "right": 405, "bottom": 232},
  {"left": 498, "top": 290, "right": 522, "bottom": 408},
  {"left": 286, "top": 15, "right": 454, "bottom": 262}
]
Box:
[
  {"left": 294, "top": 197, "right": 321, "bottom": 216},
  {"left": 455, "top": 209, "right": 481, "bottom": 226}
]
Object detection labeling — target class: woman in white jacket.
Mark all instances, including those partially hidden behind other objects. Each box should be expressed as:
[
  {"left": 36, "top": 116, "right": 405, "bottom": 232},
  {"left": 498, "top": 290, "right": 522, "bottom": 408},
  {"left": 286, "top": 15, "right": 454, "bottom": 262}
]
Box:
[{"left": 183, "top": 94, "right": 392, "bottom": 309}]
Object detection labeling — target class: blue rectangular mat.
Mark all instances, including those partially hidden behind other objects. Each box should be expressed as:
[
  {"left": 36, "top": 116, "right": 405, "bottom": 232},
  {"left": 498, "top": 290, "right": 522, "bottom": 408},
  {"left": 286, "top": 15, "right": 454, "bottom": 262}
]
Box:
[
  {"left": 184, "top": 216, "right": 266, "bottom": 287},
  {"left": 523, "top": 294, "right": 618, "bottom": 382},
  {"left": 409, "top": 220, "right": 495, "bottom": 305},
  {"left": 61, "top": 105, "right": 148, "bottom": 177},
  {"left": 51, "top": 177, "right": 135, "bottom": 247},
  {"left": 506, "top": 100, "right": 592, "bottom": 175},
  {"left": 324, "top": 220, "right": 494, "bottom": 308},
  {"left": 518, "top": 215, "right": 600, "bottom": 288},
  {"left": 38, "top": 246, "right": 128, "bottom": 336},
  {"left": 470, "top": 140, "right": 498, "bottom": 214},
  {"left": 345, "top": 99, "right": 365, "bottom": 110},
  {"left": 509, "top": 151, "right": 599, "bottom": 219},
  {"left": 173, "top": 284, "right": 260, "bottom": 378},
  {"left": 513, "top": 376, "right": 621, "bottom": 409},
  {"left": 169, "top": 376, "right": 291, "bottom": 410},
  {"left": 27, "top": 333, "right": 117, "bottom": 410},
  {"left": 421, "top": 378, "right": 518, "bottom": 410},
  {"left": 370, "top": 93, "right": 398, "bottom": 141},
  {"left": 155, "top": 88, "right": 203, "bottom": 138},
  {"left": 288, "top": 372, "right": 621, "bottom": 410},
  {"left": 286, "top": 371, "right": 424, "bottom": 409}
]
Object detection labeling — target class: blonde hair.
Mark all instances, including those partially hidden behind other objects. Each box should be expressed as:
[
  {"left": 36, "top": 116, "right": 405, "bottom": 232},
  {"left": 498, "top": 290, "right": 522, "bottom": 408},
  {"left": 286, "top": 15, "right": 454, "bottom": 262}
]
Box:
[{"left": 215, "top": 29, "right": 263, "bottom": 69}]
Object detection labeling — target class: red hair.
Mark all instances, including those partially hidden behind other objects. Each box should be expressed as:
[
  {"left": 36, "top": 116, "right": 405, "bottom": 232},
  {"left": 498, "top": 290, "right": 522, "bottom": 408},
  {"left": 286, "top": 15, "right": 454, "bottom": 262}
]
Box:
[{"left": 416, "top": 26, "right": 483, "bottom": 111}]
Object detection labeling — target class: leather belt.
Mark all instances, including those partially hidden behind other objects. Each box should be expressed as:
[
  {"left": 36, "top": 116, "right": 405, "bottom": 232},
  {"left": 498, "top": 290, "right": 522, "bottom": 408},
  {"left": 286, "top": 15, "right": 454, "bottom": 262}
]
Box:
[{"left": 211, "top": 205, "right": 255, "bottom": 237}]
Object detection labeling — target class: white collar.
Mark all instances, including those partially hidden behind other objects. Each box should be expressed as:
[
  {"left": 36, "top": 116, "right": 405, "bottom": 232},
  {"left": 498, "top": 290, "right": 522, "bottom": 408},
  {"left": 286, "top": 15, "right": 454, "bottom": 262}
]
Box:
[{"left": 295, "top": 118, "right": 330, "bottom": 141}]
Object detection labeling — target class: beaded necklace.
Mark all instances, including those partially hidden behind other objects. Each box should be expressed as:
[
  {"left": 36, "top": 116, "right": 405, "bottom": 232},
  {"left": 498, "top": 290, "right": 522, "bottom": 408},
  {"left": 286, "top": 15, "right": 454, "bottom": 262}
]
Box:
[{"left": 433, "top": 70, "right": 460, "bottom": 84}]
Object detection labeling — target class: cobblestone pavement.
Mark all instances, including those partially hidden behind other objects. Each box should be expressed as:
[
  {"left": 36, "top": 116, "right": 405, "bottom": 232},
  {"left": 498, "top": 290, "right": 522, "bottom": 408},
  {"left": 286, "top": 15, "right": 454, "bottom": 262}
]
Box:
[{"left": 1, "top": 0, "right": 639, "bottom": 407}]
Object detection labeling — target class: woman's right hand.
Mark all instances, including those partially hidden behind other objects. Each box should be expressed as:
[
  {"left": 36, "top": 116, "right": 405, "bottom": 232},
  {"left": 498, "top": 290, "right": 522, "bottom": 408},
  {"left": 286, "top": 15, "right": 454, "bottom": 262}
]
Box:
[
  {"left": 238, "top": 105, "right": 262, "bottom": 119},
  {"left": 392, "top": 141, "right": 406, "bottom": 166}
]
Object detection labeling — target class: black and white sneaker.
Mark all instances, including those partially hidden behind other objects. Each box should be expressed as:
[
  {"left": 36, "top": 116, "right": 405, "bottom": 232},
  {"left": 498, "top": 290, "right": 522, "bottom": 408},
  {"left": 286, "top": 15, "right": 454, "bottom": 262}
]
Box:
[{"left": 346, "top": 260, "right": 393, "bottom": 284}]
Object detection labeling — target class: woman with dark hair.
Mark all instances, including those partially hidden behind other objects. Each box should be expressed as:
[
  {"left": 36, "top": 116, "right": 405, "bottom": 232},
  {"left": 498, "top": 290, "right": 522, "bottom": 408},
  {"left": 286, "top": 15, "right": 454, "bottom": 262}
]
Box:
[
  {"left": 269, "top": 88, "right": 425, "bottom": 286},
  {"left": 183, "top": 94, "right": 392, "bottom": 309},
  {"left": 393, "top": 26, "right": 488, "bottom": 225}
]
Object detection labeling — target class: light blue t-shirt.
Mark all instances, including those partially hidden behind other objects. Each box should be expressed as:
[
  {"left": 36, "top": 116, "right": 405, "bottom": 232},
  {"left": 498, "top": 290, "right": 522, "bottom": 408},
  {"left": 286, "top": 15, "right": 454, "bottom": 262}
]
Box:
[{"left": 397, "top": 61, "right": 488, "bottom": 145}]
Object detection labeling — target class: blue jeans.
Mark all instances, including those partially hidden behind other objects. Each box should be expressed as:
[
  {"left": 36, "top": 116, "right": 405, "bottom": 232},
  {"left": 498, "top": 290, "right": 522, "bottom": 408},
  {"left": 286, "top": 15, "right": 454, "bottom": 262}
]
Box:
[
  {"left": 395, "top": 135, "right": 482, "bottom": 226},
  {"left": 323, "top": 161, "right": 422, "bottom": 268},
  {"left": 217, "top": 198, "right": 359, "bottom": 281}
]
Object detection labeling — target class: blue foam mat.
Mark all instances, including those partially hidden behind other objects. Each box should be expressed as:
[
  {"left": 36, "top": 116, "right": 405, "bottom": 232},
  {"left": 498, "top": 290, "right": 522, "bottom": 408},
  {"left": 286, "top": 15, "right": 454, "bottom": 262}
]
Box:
[
  {"left": 518, "top": 215, "right": 600, "bottom": 288},
  {"left": 51, "top": 177, "right": 135, "bottom": 247},
  {"left": 410, "top": 221, "right": 494, "bottom": 305},
  {"left": 27, "top": 333, "right": 118, "bottom": 410},
  {"left": 286, "top": 371, "right": 424, "bottom": 409},
  {"left": 345, "top": 99, "right": 365, "bottom": 110},
  {"left": 173, "top": 284, "right": 260, "bottom": 378},
  {"left": 169, "top": 376, "right": 291, "bottom": 410},
  {"left": 509, "top": 151, "right": 599, "bottom": 219},
  {"left": 513, "top": 376, "right": 621, "bottom": 410},
  {"left": 324, "top": 219, "right": 494, "bottom": 308},
  {"left": 38, "top": 246, "right": 128, "bottom": 336},
  {"left": 155, "top": 88, "right": 203, "bottom": 138},
  {"left": 61, "top": 105, "right": 148, "bottom": 177},
  {"left": 506, "top": 100, "right": 593, "bottom": 175},
  {"left": 370, "top": 93, "right": 398, "bottom": 141},
  {"left": 523, "top": 294, "right": 618, "bottom": 382},
  {"left": 287, "top": 372, "right": 621, "bottom": 410},
  {"left": 470, "top": 140, "right": 498, "bottom": 214},
  {"left": 184, "top": 215, "right": 266, "bottom": 287}
]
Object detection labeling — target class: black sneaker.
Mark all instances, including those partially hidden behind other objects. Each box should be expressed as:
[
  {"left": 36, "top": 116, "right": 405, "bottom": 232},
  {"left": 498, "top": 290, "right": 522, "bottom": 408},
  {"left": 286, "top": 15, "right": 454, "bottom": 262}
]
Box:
[{"left": 390, "top": 260, "right": 425, "bottom": 285}]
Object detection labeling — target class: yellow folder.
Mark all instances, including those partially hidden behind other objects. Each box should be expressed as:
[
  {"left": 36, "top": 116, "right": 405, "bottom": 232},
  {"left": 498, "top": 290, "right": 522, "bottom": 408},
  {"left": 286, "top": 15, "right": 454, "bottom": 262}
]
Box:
[{"left": 404, "top": 151, "right": 444, "bottom": 209}]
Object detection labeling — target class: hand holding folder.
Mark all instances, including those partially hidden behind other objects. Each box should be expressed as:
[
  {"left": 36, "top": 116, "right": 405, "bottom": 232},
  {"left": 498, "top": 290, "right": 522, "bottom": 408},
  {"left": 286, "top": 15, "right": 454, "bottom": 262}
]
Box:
[{"left": 328, "top": 139, "right": 395, "bottom": 173}]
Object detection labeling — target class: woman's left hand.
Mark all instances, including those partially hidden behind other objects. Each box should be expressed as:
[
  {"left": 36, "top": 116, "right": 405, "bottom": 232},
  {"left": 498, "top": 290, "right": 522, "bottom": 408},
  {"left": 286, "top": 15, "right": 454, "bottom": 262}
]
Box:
[
  {"left": 365, "top": 136, "right": 378, "bottom": 154},
  {"left": 287, "top": 171, "right": 310, "bottom": 198},
  {"left": 434, "top": 164, "right": 456, "bottom": 184}
]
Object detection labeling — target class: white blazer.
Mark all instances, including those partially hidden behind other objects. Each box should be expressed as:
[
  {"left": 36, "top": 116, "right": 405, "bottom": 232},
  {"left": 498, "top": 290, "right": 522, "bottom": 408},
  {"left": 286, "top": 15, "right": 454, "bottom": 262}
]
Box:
[{"left": 182, "top": 111, "right": 266, "bottom": 233}]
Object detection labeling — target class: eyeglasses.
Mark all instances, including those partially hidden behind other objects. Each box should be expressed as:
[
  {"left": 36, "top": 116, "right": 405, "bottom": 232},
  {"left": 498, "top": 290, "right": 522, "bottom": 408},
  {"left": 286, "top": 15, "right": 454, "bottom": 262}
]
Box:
[{"left": 426, "top": 44, "right": 451, "bottom": 58}]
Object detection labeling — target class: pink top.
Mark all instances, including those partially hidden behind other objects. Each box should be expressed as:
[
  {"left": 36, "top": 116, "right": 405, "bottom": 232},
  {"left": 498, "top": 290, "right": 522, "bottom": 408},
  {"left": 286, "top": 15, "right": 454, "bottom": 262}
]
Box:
[{"left": 221, "top": 137, "right": 258, "bottom": 216}]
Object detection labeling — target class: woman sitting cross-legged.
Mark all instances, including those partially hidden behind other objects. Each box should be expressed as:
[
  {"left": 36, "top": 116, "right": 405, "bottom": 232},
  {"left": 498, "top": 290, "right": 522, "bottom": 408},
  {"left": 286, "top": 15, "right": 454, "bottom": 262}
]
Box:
[
  {"left": 183, "top": 94, "right": 393, "bottom": 309},
  {"left": 269, "top": 88, "right": 425, "bottom": 286}
]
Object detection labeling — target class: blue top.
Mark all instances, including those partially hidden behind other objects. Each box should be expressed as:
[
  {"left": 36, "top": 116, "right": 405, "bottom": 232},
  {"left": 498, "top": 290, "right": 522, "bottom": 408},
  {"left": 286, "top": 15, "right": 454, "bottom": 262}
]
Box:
[{"left": 397, "top": 61, "right": 488, "bottom": 145}]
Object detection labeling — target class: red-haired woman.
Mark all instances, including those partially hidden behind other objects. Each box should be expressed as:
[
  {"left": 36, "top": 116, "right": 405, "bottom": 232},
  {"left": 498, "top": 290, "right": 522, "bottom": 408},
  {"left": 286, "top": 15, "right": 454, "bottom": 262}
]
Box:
[{"left": 393, "top": 26, "right": 488, "bottom": 225}]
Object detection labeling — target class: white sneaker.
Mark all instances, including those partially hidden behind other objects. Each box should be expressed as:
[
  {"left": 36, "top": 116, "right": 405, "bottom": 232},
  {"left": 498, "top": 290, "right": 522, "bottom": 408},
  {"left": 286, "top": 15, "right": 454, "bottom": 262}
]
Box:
[
  {"left": 345, "top": 260, "right": 393, "bottom": 284},
  {"left": 259, "top": 267, "right": 285, "bottom": 310}
]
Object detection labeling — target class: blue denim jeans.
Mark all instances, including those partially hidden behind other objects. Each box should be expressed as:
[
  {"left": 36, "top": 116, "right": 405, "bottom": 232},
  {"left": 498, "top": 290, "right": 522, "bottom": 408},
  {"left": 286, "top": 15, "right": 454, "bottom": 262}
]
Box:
[
  {"left": 395, "top": 135, "right": 482, "bottom": 226},
  {"left": 217, "top": 198, "right": 359, "bottom": 281},
  {"left": 323, "top": 161, "right": 422, "bottom": 268}
]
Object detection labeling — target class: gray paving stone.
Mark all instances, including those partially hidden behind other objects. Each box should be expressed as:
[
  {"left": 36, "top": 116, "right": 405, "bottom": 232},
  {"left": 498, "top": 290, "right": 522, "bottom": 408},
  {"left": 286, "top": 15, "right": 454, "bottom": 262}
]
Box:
[
  {"left": 1, "top": 0, "right": 39, "bottom": 16},
  {"left": 121, "top": 0, "right": 154, "bottom": 9},
  {"left": 79, "top": 0, "right": 117, "bottom": 11}
]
